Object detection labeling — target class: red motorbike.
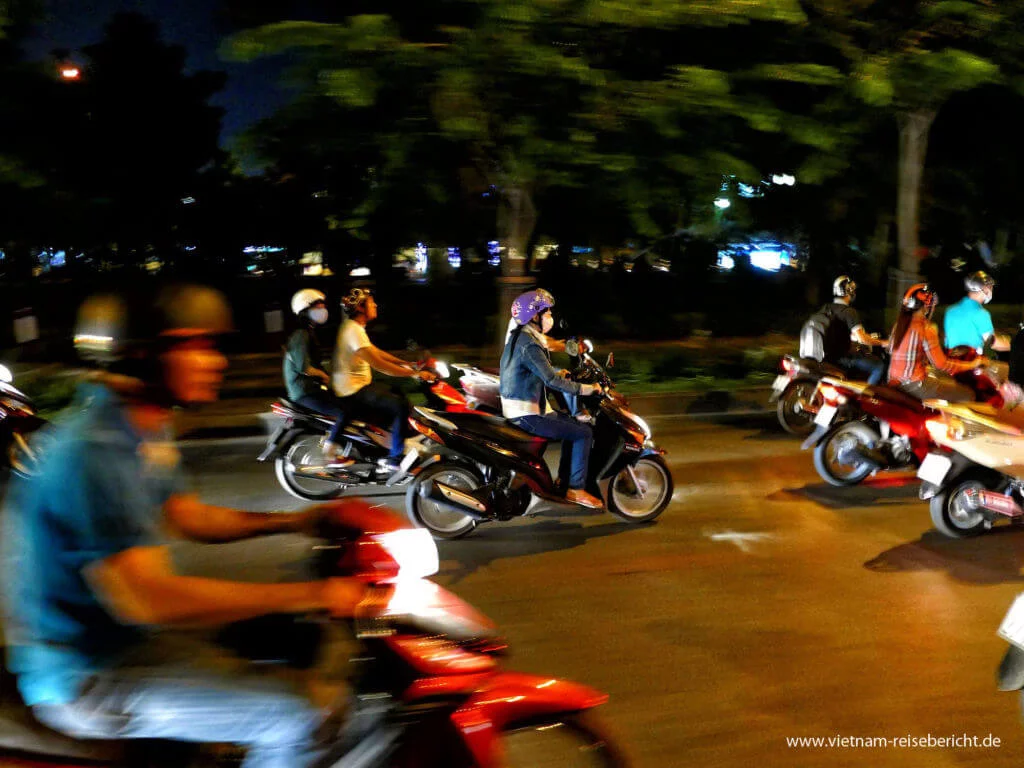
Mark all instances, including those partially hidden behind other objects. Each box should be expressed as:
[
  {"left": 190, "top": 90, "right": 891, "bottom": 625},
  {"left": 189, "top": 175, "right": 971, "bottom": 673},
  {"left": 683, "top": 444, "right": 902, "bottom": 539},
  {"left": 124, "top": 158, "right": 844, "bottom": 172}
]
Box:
[
  {"left": 801, "top": 348, "right": 1007, "bottom": 487},
  {"left": 0, "top": 500, "right": 628, "bottom": 767}
]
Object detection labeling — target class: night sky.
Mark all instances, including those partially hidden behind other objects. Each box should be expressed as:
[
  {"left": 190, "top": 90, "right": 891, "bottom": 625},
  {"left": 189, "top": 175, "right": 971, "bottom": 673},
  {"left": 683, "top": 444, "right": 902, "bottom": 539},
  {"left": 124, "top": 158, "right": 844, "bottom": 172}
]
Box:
[{"left": 23, "top": 0, "right": 293, "bottom": 154}]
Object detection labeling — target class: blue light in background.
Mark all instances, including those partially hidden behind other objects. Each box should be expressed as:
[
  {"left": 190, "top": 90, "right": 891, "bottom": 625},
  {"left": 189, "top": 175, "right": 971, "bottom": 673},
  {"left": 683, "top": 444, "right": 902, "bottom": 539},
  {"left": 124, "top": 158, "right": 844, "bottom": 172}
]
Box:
[{"left": 447, "top": 247, "right": 462, "bottom": 269}]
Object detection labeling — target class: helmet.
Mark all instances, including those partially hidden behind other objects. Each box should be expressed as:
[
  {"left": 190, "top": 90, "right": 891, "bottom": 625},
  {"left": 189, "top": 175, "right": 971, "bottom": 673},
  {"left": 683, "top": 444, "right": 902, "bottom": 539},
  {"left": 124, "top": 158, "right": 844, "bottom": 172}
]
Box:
[
  {"left": 510, "top": 289, "right": 555, "bottom": 326},
  {"left": 341, "top": 287, "right": 373, "bottom": 316},
  {"left": 291, "top": 288, "right": 326, "bottom": 316},
  {"left": 902, "top": 283, "right": 938, "bottom": 316},
  {"left": 833, "top": 275, "right": 857, "bottom": 299},
  {"left": 964, "top": 270, "right": 996, "bottom": 293},
  {"left": 74, "top": 283, "right": 234, "bottom": 366}
]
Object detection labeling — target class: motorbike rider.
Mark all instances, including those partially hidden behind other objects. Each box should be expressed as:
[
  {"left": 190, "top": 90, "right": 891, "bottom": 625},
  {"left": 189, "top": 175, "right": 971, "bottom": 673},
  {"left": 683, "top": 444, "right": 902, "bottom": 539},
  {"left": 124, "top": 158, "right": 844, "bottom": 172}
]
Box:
[
  {"left": 1, "top": 284, "right": 382, "bottom": 768},
  {"left": 500, "top": 289, "right": 604, "bottom": 509},
  {"left": 887, "top": 283, "right": 986, "bottom": 402},
  {"left": 284, "top": 288, "right": 349, "bottom": 463},
  {"left": 333, "top": 287, "right": 435, "bottom": 472},
  {"left": 800, "top": 276, "right": 887, "bottom": 384},
  {"left": 944, "top": 270, "right": 1012, "bottom": 354}
]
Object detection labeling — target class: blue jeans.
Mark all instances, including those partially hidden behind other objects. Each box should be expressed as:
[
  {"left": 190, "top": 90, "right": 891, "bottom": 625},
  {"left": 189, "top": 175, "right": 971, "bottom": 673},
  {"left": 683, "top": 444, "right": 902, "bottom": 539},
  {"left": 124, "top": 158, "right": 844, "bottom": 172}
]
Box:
[
  {"left": 297, "top": 393, "right": 345, "bottom": 444},
  {"left": 512, "top": 413, "right": 593, "bottom": 489},
  {"left": 838, "top": 355, "right": 885, "bottom": 386},
  {"left": 32, "top": 657, "right": 322, "bottom": 768},
  {"left": 339, "top": 383, "right": 410, "bottom": 459}
]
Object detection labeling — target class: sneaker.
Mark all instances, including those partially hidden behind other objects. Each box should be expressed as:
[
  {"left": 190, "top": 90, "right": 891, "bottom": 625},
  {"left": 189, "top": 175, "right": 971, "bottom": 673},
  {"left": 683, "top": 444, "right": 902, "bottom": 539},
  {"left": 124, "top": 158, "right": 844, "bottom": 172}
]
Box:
[
  {"left": 566, "top": 489, "right": 604, "bottom": 509},
  {"left": 377, "top": 457, "right": 402, "bottom": 474}
]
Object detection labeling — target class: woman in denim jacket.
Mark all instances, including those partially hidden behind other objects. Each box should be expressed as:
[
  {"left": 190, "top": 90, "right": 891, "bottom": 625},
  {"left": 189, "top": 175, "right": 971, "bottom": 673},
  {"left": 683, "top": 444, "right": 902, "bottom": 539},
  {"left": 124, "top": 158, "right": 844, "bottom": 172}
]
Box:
[{"left": 499, "top": 289, "right": 604, "bottom": 508}]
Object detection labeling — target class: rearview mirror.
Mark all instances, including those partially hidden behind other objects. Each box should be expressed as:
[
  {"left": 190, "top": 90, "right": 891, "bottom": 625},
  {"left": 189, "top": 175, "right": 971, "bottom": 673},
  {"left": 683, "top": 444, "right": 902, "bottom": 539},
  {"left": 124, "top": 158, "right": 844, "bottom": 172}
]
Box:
[
  {"left": 606, "top": 353, "right": 614, "bottom": 369},
  {"left": 583, "top": 339, "right": 594, "bottom": 354},
  {"left": 564, "top": 339, "right": 580, "bottom": 357}
]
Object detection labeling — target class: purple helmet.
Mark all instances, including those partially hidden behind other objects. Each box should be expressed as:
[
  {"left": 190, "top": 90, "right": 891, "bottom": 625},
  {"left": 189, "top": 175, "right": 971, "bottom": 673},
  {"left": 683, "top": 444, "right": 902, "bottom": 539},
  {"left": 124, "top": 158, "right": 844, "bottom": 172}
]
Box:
[{"left": 511, "top": 289, "right": 555, "bottom": 326}]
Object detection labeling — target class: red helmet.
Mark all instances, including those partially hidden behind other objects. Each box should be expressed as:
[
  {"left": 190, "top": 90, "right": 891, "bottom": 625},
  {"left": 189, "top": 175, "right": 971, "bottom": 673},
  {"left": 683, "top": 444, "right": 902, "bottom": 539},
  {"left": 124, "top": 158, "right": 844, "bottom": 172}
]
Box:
[{"left": 902, "top": 283, "right": 937, "bottom": 316}]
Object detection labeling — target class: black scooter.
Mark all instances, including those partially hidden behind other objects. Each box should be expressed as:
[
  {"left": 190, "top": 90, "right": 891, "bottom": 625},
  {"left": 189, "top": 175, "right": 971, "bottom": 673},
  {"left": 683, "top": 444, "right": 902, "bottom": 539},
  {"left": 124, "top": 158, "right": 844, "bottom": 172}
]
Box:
[{"left": 404, "top": 339, "right": 674, "bottom": 538}]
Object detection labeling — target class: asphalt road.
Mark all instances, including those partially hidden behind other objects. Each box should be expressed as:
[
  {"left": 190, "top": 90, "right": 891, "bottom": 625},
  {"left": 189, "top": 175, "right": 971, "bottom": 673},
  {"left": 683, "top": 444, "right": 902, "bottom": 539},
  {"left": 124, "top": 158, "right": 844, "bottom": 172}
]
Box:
[{"left": 169, "top": 411, "right": 1024, "bottom": 767}]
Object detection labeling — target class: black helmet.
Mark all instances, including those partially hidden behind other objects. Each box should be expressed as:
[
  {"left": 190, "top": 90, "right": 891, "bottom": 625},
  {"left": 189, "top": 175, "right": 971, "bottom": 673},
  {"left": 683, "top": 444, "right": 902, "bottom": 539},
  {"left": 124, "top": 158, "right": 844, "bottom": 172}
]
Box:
[
  {"left": 833, "top": 275, "right": 857, "bottom": 299},
  {"left": 75, "top": 283, "right": 234, "bottom": 366},
  {"left": 964, "top": 270, "right": 996, "bottom": 293}
]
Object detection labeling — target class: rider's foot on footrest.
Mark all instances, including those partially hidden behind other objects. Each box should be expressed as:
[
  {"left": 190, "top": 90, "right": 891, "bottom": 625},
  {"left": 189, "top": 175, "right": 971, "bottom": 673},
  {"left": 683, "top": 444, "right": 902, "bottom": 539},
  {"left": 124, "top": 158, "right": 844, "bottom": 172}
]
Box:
[{"left": 566, "top": 489, "right": 604, "bottom": 509}]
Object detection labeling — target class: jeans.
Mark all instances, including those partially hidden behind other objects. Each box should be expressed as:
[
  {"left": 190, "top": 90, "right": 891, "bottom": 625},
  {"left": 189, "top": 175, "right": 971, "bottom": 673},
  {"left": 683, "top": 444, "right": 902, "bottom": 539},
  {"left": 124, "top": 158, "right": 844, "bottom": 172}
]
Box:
[
  {"left": 838, "top": 355, "right": 885, "bottom": 386},
  {"left": 31, "top": 536, "right": 331, "bottom": 768},
  {"left": 339, "top": 383, "right": 410, "bottom": 459},
  {"left": 512, "top": 413, "right": 593, "bottom": 489},
  {"left": 33, "top": 661, "right": 322, "bottom": 768},
  {"left": 296, "top": 392, "right": 345, "bottom": 445}
]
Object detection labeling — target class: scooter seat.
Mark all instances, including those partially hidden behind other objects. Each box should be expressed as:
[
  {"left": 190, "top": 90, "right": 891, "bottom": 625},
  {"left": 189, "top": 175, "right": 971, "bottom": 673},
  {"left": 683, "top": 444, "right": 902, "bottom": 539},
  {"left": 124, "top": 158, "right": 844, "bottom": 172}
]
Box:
[
  {"left": 865, "top": 384, "right": 928, "bottom": 412},
  {"left": 441, "top": 412, "right": 548, "bottom": 457}
]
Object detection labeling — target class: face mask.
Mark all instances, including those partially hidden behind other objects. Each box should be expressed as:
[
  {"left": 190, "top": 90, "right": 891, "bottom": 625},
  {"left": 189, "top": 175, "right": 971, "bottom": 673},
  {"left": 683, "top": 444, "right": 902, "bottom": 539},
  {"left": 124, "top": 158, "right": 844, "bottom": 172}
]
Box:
[
  {"left": 541, "top": 312, "right": 554, "bottom": 334},
  {"left": 309, "top": 307, "right": 328, "bottom": 325},
  {"left": 983, "top": 289, "right": 993, "bottom": 305}
]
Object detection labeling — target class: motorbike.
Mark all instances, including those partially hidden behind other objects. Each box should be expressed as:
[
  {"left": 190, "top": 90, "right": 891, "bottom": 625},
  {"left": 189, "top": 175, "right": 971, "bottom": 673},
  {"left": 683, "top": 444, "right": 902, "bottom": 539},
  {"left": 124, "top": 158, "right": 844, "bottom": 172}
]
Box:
[
  {"left": 404, "top": 338, "right": 673, "bottom": 539},
  {"left": 800, "top": 347, "right": 1005, "bottom": 487},
  {"left": 261, "top": 357, "right": 495, "bottom": 502},
  {"left": 770, "top": 354, "right": 848, "bottom": 436},
  {"left": 914, "top": 400, "right": 1024, "bottom": 538},
  {"left": 0, "top": 364, "right": 47, "bottom": 478},
  {"left": 0, "top": 500, "right": 629, "bottom": 767}
]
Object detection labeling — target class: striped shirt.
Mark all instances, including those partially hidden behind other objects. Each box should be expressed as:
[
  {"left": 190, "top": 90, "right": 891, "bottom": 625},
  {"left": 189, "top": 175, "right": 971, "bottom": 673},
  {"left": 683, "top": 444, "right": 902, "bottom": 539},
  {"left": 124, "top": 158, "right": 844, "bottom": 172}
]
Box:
[{"left": 887, "top": 315, "right": 976, "bottom": 385}]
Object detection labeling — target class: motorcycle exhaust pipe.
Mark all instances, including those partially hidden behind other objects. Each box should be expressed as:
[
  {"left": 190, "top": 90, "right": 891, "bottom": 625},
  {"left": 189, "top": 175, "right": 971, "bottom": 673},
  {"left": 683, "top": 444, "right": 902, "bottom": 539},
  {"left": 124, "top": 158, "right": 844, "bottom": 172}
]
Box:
[
  {"left": 962, "top": 488, "right": 1023, "bottom": 518},
  {"left": 420, "top": 480, "right": 490, "bottom": 520}
]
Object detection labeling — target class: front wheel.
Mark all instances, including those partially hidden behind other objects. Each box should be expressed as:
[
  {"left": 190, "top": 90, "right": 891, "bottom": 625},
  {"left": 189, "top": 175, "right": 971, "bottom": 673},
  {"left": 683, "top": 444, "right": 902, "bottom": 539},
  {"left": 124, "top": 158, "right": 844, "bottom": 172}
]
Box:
[
  {"left": 776, "top": 380, "right": 818, "bottom": 436},
  {"left": 500, "top": 712, "right": 630, "bottom": 768},
  {"left": 606, "top": 455, "right": 673, "bottom": 523},
  {"left": 929, "top": 471, "right": 1001, "bottom": 538},
  {"left": 406, "top": 462, "right": 482, "bottom": 539},
  {"left": 812, "top": 421, "right": 880, "bottom": 487}
]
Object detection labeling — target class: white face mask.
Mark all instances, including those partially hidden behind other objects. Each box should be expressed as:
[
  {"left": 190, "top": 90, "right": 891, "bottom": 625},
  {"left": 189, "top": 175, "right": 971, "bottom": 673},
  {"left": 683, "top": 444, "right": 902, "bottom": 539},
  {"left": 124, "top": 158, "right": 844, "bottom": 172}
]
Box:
[
  {"left": 309, "top": 307, "right": 329, "bottom": 325},
  {"left": 983, "top": 289, "right": 993, "bottom": 305},
  {"left": 541, "top": 311, "right": 554, "bottom": 334}
]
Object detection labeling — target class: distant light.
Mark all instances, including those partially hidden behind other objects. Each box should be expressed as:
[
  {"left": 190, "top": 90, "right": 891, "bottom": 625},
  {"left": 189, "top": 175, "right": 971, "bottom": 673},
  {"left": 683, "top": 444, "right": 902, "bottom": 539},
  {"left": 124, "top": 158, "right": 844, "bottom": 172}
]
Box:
[
  {"left": 487, "top": 240, "right": 501, "bottom": 267},
  {"left": 181, "top": 196, "right": 196, "bottom": 205},
  {"left": 714, "top": 198, "right": 731, "bottom": 210},
  {"left": 738, "top": 183, "right": 759, "bottom": 199},
  {"left": 60, "top": 66, "right": 80, "bottom": 80},
  {"left": 771, "top": 174, "right": 796, "bottom": 186},
  {"left": 184, "top": 245, "right": 197, "bottom": 252},
  {"left": 446, "top": 247, "right": 461, "bottom": 269},
  {"left": 349, "top": 266, "right": 371, "bottom": 277},
  {"left": 750, "top": 250, "right": 784, "bottom": 272},
  {"left": 716, "top": 253, "right": 736, "bottom": 271}
]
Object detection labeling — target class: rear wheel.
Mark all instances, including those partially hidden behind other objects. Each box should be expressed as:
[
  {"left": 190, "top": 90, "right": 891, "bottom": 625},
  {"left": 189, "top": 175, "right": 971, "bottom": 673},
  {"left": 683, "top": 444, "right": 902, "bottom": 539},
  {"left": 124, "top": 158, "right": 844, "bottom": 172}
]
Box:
[
  {"left": 776, "top": 380, "right": 818, "bottom": 436},
  {"left": 812, "top": 421, "right": 880, "bottom": 487},
  {"left": 606, "top": 455, "right": 673, "bottom": 523},
  {"left": 500, "top": 712, "right": 629, "bottom": 768},
  {"left": 274, "top": 432, "right": 347, "bottom": 501},
  {"left": 406, "top": 462, "right": 482, "bottom": 539},
  {"left": 929, "top": 471, "right": 1002, "bottom": 538}
]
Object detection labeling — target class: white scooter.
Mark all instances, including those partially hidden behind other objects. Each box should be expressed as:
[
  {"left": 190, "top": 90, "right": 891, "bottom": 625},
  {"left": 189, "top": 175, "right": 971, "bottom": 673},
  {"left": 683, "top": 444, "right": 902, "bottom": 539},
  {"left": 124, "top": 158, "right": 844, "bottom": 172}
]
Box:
[{"left": 915, "top": 400, "right": 1024, "bottom": 538}]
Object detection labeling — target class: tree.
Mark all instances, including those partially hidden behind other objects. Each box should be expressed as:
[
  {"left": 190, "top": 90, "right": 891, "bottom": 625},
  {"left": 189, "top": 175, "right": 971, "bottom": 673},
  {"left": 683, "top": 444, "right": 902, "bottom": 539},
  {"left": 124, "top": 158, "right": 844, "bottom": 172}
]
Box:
[{"left": 799, "top": 0, "right": 1024, "bottom": 287}]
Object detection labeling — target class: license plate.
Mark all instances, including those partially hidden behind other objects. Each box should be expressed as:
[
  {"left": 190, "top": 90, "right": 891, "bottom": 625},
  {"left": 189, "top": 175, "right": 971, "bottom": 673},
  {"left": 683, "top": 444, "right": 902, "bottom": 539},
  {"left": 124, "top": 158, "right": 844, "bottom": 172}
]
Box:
[
  {"left": 772, "top": 375, "right": 789, "bottom": 392},
  {"left": 999, "top": 594, "right": 1024, "bottom": 650},
  {"left": 917, "top": 453, "right": 952, "bottom": 486},
  {"left": 814, "top": 404, "right": 837, "bottom": 427}
]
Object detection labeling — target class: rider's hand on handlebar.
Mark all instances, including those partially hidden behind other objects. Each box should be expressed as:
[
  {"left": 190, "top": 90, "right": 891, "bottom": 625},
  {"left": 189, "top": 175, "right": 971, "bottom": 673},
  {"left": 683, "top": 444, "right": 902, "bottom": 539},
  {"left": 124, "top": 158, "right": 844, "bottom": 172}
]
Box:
[
  {"left": 322, "top": 578, "right": 388, "bottom": 618},
  {"left": 416, "top": 369, "right": 439, "bottom": 383},
  {"left": 591, "top": 382, "right": 604, "bottom": 396}
]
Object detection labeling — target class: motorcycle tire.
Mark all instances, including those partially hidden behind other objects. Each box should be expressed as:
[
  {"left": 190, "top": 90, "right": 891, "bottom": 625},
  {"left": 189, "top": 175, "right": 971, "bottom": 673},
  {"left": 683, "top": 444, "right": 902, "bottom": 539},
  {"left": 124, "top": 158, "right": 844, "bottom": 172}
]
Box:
[
  {"left": 274, "top": 431, "right": 348, "bottom": 501},
  {"left": 812, "top": 421, "right": 880, "bottom": 487},
  {"left": 406, "top": 462, "right": 483, "bottom": 539},
  {"left": 929, "top": 470, "right": 1002, "bottom": 539},
  {"left": 606, "top": 454, "right": 673, "bottom": 524},
  {"left": 776, "top": 380, "right": 818, "bottom": 437}
]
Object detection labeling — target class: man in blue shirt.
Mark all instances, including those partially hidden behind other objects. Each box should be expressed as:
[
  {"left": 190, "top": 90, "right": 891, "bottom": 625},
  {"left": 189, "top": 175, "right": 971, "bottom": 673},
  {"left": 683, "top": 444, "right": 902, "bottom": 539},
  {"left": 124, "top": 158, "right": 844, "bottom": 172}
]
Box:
[
  {"left": 944, "top": 271, "right": 1011, "bottom": 354},
  {"left": 1, "top": 285, "right": 374, "bottom": 768}
]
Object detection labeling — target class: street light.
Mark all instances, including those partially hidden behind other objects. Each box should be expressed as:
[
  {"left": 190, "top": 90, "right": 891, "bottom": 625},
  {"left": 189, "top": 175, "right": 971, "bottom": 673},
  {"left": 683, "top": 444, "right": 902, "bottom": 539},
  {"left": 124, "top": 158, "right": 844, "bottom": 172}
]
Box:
[{"left": 59, "top": 65, "right": 81, "bottom": 81}]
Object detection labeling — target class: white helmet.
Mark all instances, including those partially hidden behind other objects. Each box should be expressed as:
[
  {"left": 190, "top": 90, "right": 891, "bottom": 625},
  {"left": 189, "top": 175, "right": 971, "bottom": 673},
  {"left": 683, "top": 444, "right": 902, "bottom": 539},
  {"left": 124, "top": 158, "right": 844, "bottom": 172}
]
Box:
[{"left": 291, "top": 288, "right": 326, "bottom": 315}]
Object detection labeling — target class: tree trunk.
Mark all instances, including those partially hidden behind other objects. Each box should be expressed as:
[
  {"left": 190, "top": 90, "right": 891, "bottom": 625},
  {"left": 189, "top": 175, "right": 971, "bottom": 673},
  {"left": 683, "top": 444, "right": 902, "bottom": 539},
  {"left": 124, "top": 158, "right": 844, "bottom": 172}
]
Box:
[
  {"left": 896, "top": 109, "right": 936, "bottom": 274},
  {"left": 890, "top": 108, "right": 936, "bottom": 310},
  {"left": 493, "top": 184, "right": 537, "bottom": 357}
]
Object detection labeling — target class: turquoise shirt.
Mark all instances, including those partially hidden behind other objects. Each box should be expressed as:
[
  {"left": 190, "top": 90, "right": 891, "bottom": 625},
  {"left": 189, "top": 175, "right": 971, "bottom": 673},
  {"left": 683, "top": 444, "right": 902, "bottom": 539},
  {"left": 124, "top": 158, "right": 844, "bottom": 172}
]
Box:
[
  {"left": 0, "top": 384, "right": 182, "bottom": 705},
  {"left": 943, "top": 296, "right": 994, "bottom": 352}
]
